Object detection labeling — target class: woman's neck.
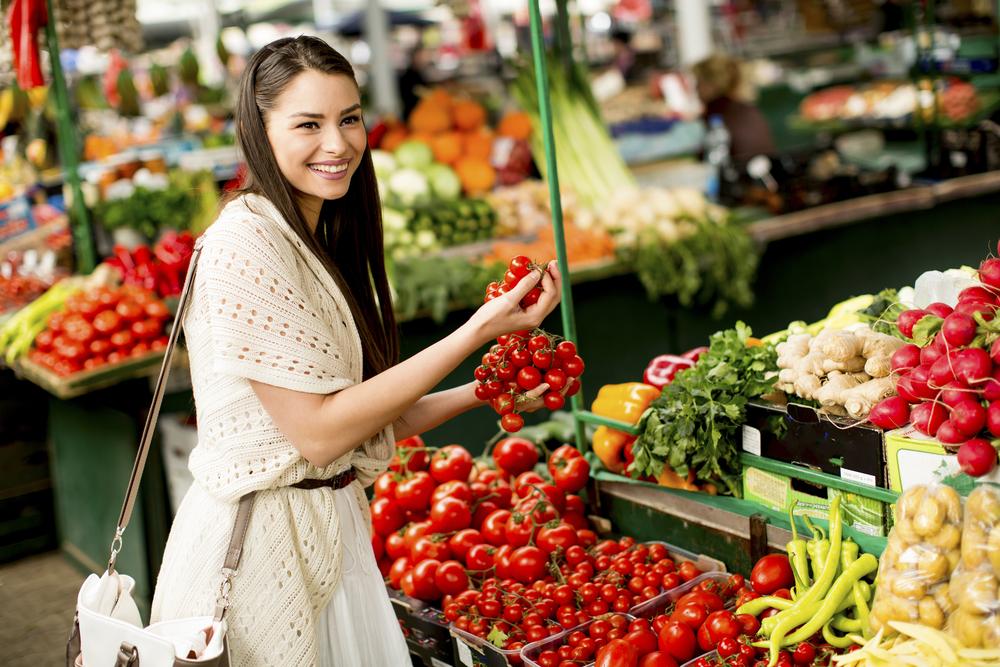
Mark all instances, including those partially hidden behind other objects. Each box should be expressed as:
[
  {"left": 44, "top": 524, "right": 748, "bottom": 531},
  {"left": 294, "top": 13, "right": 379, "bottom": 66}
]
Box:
[{"left": 296, "top": 193, "right": 323, "bottom": 233}]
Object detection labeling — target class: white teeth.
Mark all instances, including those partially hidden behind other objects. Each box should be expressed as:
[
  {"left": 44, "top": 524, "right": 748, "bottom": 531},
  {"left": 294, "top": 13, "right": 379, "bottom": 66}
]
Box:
[{"left": 309, "top": 163, "right": 347, "bottom": 174}]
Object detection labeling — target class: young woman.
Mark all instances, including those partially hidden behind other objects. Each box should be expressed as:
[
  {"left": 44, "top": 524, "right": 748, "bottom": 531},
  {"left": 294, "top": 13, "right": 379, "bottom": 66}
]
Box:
[{"left": 150, "top": 36, "right": 562, "bottom": 666}]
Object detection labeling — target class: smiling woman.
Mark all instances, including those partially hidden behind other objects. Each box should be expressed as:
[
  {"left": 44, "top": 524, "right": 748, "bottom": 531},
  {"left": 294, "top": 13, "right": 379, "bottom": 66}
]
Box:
[{"left": 149, "top": 35, "right": 563, "bottom": 667}]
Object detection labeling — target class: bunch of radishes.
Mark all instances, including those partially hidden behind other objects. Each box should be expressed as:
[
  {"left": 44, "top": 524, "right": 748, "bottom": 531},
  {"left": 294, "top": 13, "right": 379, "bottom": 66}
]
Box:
[{"left": 869, "top": 246, "right": 1000, "bottom": 477}]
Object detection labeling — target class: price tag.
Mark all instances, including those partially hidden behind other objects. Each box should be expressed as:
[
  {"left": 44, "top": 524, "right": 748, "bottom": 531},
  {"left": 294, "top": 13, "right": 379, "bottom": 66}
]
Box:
[
  {"left": 456, "top": 639, "right": 473, "bottom": 667},
  {"left": 840, "top": 468, "right": 877, "bottom": 488},
  {"left": 741, "top": 426, "right": 762, "bottom": 455}
]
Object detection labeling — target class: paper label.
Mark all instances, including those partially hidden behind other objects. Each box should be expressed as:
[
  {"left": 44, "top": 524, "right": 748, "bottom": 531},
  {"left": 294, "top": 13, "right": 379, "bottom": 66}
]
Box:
[
  {"left": 456, "top": 640, "right": 473, "bottom": 667},
  {"left": 840, "top": 468, "right": 877, "bottom": 488},
  {"left": 741, "top": 426, "right": 762, "bottom": 455}
]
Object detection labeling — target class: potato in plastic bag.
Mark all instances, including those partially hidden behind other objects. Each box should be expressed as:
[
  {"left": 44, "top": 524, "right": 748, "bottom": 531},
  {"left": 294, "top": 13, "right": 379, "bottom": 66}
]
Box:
[
  {"left": 947, "top": 485, "right": 1000, "bottom": 648},
  {"left": 871, "top": 484, "right": 963, "bottom": 634}
]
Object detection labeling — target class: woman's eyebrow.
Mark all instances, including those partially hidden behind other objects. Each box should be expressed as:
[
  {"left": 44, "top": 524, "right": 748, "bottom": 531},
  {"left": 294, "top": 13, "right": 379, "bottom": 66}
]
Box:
[
  {"left": 289, "top": 112, "right": 325, "bottom": 119},
  {"left": 340, "top": 104, "right": 361, "bottom": 115}
]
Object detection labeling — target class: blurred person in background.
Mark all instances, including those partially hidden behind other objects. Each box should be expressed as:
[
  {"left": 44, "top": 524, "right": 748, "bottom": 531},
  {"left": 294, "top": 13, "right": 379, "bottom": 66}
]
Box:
[{"left": 692, "top": 52, "right": 776, "bottom": 161}]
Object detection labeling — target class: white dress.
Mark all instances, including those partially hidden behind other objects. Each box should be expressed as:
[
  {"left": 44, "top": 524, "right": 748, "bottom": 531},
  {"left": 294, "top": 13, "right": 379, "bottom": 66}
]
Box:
[{"left": 317, "top": 488, "right": 410, "bottom": 666}]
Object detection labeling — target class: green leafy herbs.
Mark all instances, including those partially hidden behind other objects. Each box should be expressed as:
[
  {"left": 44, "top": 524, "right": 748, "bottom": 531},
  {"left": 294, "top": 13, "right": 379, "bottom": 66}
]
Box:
[
  {"left": 630, "top": 322, "right": 778, "bottom": 497},
  {"left": 627, "top": 216, "right": 759, "bottom": 319},
  {"left": 95, "top": 170, "right": 218, "bottom": 239},
  {"left": 389, "top": 255, "right": 506, "bottom": 323},
  {"left": 858, "top": 288, "right": 907, "bottom": 337}
]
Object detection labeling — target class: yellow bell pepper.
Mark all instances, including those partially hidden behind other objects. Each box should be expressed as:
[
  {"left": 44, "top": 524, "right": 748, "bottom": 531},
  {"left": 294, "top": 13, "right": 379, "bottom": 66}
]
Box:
[
  {"left": 592, "top": 426, "right": 633, "bottom": 474},
  {"left": 590, "top": 383, "right": 660, "bottom": 424},
  {"left": 590, "top": 383, "right": 659, "bottom": 474}
]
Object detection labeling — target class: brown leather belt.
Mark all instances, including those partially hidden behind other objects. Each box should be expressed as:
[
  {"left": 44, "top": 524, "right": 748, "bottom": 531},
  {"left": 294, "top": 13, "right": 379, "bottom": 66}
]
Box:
[{"left": 290, "top": 468, "right": 357, "bottom": 490}]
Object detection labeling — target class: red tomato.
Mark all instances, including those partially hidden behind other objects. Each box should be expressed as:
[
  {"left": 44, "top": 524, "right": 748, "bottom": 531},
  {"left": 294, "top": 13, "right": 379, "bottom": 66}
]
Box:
[
  {"left": 493, "top": 437, "right": 539, "bottom": 475},
  {"left": 551, "top": 456, "right": 590, "bottom": 494},
  {"left": 431, "top": 480, "right": 473, "bottom": 506},
  {"left": 371, "top": 535, "right": 384, "bottom": 561},
  {"left": 430, "top": 496, "right": 472, "bottom": 532},
  {"left": 144, "top": 300, "right": 170, "bottom": 320},
  {"left": 429, "top": 444, "right": 474, "bottom": 483},
  {"left": 403, "top": 521, "right": 431, "bottom": 551},
  {"left": 537, "top": 523, "right": 578, "bottom": 554},
  {"left": 409, "top": 559, "right": 441, "bottom": 600},
  {"left": 624, "top": 628, "right": 658, "bottom": 656},
  {"left": 388, "top": 556, "right": 411, "bottom": 589},
  {"left": 697, "top": 623, "right": 714, "bottom": 652},
  {"left": 639, "top": 652, "right": 678, "bottom": 667},
  {"left": 670, "top": 601, "right": 709, "bottom": 630},
  {"left": 735, "top": 613, "right": 761, "bottom": 637},
  {"left": 390, "top": 436, "right": 430, "bottom": 473},
  {"left": 508, "top": 545, "right": 547, "bottom": 583},
  {"left": 435, "top": 560, "right": 469, "bottom": 596},
  {"left": 595, "top": 638, "right": 639, "bottom": 667},
  {"left": 410, "top": 536, "right": 451, "bottom": 563},
  {"left": 369, "top": 497, "right": 403, "bottom": 536},
  {"left": 750, "top": 554, "right": 795, "bottom": 595},
  {"left": 657, "top": 621, "right": 696, "bottom": 662},
  {"left": 115, "top": 299, "right": 143, "bottom": 323},
  {"left": 480, "top": 509, "right": 512, "bottom": 546},
  {"left": 373, "top": 472, "right": 398, "bottom": 499},
  {"left": 91, "top": 310, "right": 122, "bottom": 335},
  {"left": 678, "top": 561, "right": 701, "bottom": 582},
  {"left": 465, "top": 543, "right": 496, "bottom": 571},
  {"left": 384, "top": 532, "right": 408, "bottom": 560},
  {"left": 448, "top": 529, "right": 484, "bottom": 561},
  {"left": 394, "top": 471, "right": 435, "bottom": 511},
  {"left": 514, "top": 470, "right": 547, "bottom": 491},
  {"left": 704, "top": 610, "right": 741, "bottom": 644},
  {"left": 109, "top": 330, "right": 134, "bottom": 350},
  {"left": 505, "top": 512, "right": 538, "bottom": 547},
  {"left": 676, "top": 590, "right": 724, "bottom": 612}
]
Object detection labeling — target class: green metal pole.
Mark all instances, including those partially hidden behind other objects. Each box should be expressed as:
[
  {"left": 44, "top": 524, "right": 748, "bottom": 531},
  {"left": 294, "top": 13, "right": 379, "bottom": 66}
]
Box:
[
  {"left": 43, "top": 0, "right": 96, "bottom": 273},
  {"left": 527, "top": 0, "right": 588, "bottom": 454}
]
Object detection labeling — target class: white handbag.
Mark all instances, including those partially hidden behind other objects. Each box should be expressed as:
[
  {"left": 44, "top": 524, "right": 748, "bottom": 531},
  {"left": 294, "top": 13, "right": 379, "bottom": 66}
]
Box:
[{"left": 66, "top": 245, "right": 256, "bottom": 666}]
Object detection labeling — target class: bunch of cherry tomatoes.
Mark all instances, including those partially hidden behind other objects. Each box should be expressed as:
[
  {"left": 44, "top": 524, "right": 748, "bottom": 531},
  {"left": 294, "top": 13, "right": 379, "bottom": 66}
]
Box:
[
  {"left": 477, "top": 255, "right": 585, "bottom": 433},
  {"left": 29, "top": 285, "right": 171, "bottom": 376}
]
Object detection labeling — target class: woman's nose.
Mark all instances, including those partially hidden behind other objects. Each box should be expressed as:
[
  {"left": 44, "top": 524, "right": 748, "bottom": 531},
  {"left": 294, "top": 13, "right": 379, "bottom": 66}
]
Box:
[{"left": 321, "top": 127, "right": 348, "bottom": 154}]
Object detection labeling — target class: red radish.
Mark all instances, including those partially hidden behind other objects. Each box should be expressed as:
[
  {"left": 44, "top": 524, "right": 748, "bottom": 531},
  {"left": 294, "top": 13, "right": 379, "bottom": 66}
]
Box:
[
  {"left": 936, "top": 420, "right": 966, "bottom": 444},
  {"left": 951, "top": 399, "right": 988, "bottom": 437},
  {"left": 891, "top": 344, "right": 921, "bottom": 374},
  {"left": 896, "top": 375, "right": 920, "bottom": 404},
  {"left": 988, "top": 401, "right": 1000, "bottom": 437},
  {"left": 925, "top": 302, "right": 954, "bottom": 318},
  {"left": 940, "top": 381, "right": 978, "bottom": 407},
  {"left": 991, "top": 338, "right": 1000, "bottom": 366},
  {"left": 931, "top": 355, "right": 959, "bottom": 387},
  {"left": 868, "top": 396, "right": 910, "bottom": 429},
  {"left": 953, "top": 348, "right": 992, "bottom": 386},
  {"left": 957, "top": 438, "right": 997, "bottom": 477},
  {"left": 959, "top": 286, "right": 998, "bottom": 304},
  {"left": 897, "top": 309, "right": 929, "bottom": 338},
  {"left": 955, "top": 300, "right": 997, "bottom": 321},
  {"left": 980, "top": 258, "right": 1000, "bottom": 290},
  {"left": 910, "top": 365, "right": 937, "bottom": 400},
  {"left": 911, "top": 401, "right": 947, "bottom": 436},
  {"left": 986, "top": 369, "right": 1000, "bottom": 402},
  {"left": 920, "top": 342, "right": 944, "bottom": 368},
  {"left": 941, "top": 312, "right": 977, "bottom": 347}
]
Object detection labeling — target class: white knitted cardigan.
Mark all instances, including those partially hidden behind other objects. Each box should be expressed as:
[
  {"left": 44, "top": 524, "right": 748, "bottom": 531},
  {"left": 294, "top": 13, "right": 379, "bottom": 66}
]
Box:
[{"left": 150, "top": 193, "right": 394, "bottom": 666}]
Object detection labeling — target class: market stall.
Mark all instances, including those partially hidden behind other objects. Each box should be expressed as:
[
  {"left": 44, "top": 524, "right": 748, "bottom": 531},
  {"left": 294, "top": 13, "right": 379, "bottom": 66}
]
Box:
[{"left": 3, "top": 1, "right": 1000, "bottom": 666}]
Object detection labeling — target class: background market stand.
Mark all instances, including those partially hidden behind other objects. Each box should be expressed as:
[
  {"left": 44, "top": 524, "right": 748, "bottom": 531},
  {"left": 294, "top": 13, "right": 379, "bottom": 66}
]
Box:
[{"left": 5, "top": 1, "right": 1000, "bottom": 666}]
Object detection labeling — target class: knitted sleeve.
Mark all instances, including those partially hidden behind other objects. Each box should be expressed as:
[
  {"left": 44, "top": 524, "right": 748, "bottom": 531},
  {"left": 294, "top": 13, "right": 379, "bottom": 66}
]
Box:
[{"left": 197, "top": 213, "right": 354, "bottom": 394}]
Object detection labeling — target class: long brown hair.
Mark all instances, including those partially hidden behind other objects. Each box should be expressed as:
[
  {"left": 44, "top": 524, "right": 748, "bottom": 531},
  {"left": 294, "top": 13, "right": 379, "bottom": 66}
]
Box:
[{"left": 232, "top": 36, "right": 398, "bottom": 378}]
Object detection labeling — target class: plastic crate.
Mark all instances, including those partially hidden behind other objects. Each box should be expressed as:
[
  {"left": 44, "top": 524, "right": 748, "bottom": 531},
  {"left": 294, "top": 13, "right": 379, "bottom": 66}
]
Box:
[
  {"left": 682, "top": 650, "right": 719, "bottom": 666},
  {"left": 645, "top": 540, "right": 726, "bottom": 575},
  {"left": 451, "top": 624, "right": 535, "bottom": 667},
  {"left": 386, "top": 587, "right": 455, "bottom": 667},
  {"left": 631, "top": 571, "right": 735, "bottom": 618},
  {"left": 520, "top": 614, "right": 637, "bottom": 667}
]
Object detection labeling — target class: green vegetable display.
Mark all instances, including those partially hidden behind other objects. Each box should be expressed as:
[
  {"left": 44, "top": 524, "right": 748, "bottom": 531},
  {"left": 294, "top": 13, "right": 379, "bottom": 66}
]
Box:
[
  {"left": 628, "top": 214, "right": 759, "bottom": 318},
  {"left": 389, "top": 255, "right": 506, "bottom": 323},
  {"left": 630, "top": 322, "right": 777, "bottom": 496},
  {"left": 94, "top": 169, "right": 218, "bottom": 239}
]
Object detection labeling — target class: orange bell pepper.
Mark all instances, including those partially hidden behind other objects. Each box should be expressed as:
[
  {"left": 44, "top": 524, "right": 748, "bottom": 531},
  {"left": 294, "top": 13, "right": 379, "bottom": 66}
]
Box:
[{"left": 592, "top": 426, "right": 633, "bottom": 474}]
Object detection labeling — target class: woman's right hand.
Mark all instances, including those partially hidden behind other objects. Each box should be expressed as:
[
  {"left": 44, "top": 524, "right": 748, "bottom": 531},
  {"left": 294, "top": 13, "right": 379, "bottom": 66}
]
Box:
[{"left": 466, "top": 261, "right": 562, "bottom": 344}]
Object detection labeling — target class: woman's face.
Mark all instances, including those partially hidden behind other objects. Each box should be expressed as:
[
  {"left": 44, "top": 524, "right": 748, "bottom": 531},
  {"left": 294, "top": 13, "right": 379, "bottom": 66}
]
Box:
[{"left": 265, "top": 69, "right": 367, "bottom": 222}]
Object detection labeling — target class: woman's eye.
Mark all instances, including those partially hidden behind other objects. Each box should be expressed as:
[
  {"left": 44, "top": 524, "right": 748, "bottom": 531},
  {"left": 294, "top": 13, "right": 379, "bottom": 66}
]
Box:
[
  {"left": 297, "top": 121, "right": 319, "bottom": 129},
  {"left": 342, "top": 115, "right": 361, "bottom": 126}
]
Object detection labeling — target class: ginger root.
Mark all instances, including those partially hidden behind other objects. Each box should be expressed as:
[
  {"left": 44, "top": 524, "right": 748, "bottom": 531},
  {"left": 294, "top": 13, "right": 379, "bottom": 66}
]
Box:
[
  {"left": 815, "top": 371, "right": 871, "bottom": 408},
  {"left": 843, "top": 376, "right": 896, "bottom": 419}
]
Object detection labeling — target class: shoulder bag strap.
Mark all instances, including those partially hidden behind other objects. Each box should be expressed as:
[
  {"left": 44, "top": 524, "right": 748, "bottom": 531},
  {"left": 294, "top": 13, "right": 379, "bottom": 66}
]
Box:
[
  {"left": 108, "top": 244, "right": 203, "bottom": 572},
  {"left": 108, "top": 243, "right": 256, "bottom": 597}
]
